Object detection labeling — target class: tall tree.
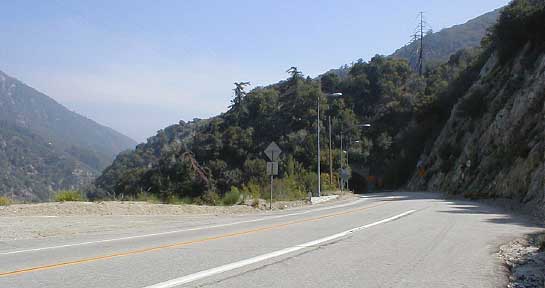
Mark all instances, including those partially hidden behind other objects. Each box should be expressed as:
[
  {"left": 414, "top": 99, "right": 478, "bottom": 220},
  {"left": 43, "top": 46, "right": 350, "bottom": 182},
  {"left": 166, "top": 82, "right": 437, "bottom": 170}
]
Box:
[
  {"left": 286, "top": 67, "right": 303, "bottom": 82},
  {"left": 231, "top": 82, "right": 251, "bottom": 108}
]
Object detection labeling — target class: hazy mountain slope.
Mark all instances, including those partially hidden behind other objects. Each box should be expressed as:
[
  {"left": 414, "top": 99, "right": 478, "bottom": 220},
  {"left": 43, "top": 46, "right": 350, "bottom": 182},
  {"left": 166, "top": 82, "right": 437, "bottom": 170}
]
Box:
[
  {"left": 0, "top": 70, "right": 136, "bottom": 170},
  {"left": 0, "top": 70, "right": 136, "bottom": 200},
  {"left": 392, "top": 9, "right": 501, "bottom": 69},
  {"left": 0, "top": 121, "right": 95, "bottom": 201}
]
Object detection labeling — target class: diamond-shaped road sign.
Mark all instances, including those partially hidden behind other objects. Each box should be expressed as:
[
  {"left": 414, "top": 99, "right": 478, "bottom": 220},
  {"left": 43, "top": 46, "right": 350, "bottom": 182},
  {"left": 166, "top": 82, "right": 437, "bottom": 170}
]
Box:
[{"left": 264, "top": 142, "right": 282, "bottom": 162}]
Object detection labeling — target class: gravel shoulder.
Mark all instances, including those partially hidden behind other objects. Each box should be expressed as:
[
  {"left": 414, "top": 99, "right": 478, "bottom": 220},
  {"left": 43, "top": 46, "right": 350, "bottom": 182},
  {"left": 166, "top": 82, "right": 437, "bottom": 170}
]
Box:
[
  {"left": 0, "top": 193, "right": 357, "bottom": 241},
  {"left": 0, "top": 201, "right": 260, "bottom": 217},
  {"left": 0, "top": 192, "right": 353, "bottom": 217}
]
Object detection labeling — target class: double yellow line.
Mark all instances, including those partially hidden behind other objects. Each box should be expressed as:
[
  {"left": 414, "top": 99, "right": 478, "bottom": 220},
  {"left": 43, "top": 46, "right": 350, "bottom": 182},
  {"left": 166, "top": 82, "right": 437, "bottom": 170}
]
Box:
[{"left": 0, "top": 201, "right": 388, "bottom": 278}]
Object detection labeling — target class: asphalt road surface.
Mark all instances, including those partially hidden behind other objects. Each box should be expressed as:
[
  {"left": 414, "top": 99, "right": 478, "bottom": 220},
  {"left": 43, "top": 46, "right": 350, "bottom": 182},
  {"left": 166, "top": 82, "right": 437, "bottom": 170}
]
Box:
[{"left": 0, "top": 192, "right": 542, "bottom": 288}]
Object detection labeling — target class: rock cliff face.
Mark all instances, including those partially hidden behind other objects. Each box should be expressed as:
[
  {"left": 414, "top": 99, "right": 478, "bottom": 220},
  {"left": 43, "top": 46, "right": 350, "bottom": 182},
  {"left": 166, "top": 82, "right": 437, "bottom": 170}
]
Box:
[{"left": 409, "top": 44, "right": 544, "bottom": 215}]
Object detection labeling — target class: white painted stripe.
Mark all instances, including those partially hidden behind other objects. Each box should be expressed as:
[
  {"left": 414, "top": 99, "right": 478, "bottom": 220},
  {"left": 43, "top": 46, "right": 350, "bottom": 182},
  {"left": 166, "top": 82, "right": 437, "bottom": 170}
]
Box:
[
  {"left": 0, "top": 198, "right": 367, "bottom": 255},
  {"left": 142, "top": 210, "right": 417, "bottom": 288}
]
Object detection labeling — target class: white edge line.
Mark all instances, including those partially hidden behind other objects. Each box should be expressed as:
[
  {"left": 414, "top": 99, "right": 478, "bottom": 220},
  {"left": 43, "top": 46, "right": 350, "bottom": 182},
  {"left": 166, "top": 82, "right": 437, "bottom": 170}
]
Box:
[
  {"left": 142, "top": 210, "right": 417, "bottom": 288},
  {"left": 0, "top": 198, "right": 367, "bottom": 255}
]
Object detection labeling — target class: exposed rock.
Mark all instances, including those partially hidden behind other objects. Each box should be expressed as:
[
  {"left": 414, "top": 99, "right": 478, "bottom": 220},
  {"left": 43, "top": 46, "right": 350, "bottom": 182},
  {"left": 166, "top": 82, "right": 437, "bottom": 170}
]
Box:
[
  {"left": 408, "top": 45, "right": 545, "bottom": 218},
  {"left": 499, "top": 234, "right": 545, "bottom": 288}
]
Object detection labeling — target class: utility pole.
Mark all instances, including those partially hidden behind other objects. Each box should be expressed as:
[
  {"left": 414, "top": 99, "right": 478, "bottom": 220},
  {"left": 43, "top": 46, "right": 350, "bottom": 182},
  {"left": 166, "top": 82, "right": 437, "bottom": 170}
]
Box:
[
  {"left": 418, "top": 12, "right": 424, "bottom": 76},
  {"left": 339, "top": 122, "right": 344, "bottom": 192},
  {"left": 408, "top": 12, "right": 428, "bottom": 75},
  {"left": 317, "top": 97, "right": 321, "bottom": 197}
]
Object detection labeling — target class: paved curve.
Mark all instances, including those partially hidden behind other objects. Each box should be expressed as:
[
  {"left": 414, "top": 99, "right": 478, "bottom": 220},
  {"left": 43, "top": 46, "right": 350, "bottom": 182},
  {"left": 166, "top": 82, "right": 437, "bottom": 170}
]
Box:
[{"left": 0, "top": 192, "right": 541, "bottom": 288}]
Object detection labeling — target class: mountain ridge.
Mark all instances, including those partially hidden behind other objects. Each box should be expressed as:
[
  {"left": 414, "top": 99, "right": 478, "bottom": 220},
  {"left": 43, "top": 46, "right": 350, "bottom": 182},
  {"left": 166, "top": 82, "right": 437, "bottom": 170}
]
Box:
[
  {"left": 0, "top": 69, "right": 137, "bottom": 200},
  {"left": 323, "top": 9, "right": 501, "bottom": 79},
  {"left": 0, "top": 70, "right": 136, "bottom": 158},
  {"left": 392, "top": 9, "right": 501, "bottom": 69}
]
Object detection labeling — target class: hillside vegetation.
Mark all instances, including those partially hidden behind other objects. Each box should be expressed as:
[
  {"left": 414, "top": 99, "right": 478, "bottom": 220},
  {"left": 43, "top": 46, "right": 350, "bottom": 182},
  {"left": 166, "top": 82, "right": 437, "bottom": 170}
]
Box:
[
  {"left": 96, "top": 48, "right": 478, "bottom": 202},
  {"left": 97, "top": 0, "right": 543, "bottom": 210},
  {"left": 0, "top": 71, "right": 136, "bottom": 200},
  {"left": 0, "top": 121, "right": 95, "bottom": 200}
]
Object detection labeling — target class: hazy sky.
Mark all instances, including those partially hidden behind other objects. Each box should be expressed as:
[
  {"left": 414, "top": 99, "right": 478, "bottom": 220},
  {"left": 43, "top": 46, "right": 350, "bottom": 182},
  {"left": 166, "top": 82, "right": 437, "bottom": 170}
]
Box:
[{"left": 0, "top": 0, "right": 509, "bottom": 142}]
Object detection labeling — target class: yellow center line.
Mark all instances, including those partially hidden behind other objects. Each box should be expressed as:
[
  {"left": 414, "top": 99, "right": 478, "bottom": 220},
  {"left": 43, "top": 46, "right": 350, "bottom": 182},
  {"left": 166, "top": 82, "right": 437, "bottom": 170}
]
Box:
[{"left": 0, "top": 201, "right": 389, "bottom": 278}]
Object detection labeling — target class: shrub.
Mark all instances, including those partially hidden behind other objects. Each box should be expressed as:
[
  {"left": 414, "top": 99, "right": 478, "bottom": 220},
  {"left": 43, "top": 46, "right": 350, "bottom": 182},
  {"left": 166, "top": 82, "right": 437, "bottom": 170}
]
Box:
[
  {"left": 198, "top": 190, "right": 221, "bottom": 206},
  {"left": 0, "top": 196, "right": 12, "bottom": 206},
  {"left": 55, "top": 190, "right": 85, "bottom": 202},
  {"left": 274, "top": 176, "right": 306, "bottom": 201},
  {"left": 321, "top": 173, "right": 339, "bottom": 192},
  {"left": 222, "top": 187, "right": 241, "bottom": 206},
  {"left": 241, "top": 182, "right": 261, "bottom": 202},
  {"left": 300, "top": 172, "right": 318, "bottom": 196}
]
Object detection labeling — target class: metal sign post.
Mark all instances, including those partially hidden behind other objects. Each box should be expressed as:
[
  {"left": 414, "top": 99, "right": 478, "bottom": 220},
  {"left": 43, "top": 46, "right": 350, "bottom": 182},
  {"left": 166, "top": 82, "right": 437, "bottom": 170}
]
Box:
[
  {"left": 340, "top": 168, "right": 349, "bottom": 193},
  {"left": 267, "top": 160, "right": 278, "bottom": 210},
  {"left": 265, "top": 142, "right": 282, "bottom": 210}
]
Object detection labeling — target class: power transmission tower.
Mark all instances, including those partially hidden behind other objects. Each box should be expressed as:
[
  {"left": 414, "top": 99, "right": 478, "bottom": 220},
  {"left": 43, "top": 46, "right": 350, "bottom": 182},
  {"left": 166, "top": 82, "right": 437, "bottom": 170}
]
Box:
[{"left": 418, "top": 12, "right": 424, "bottom": 76}]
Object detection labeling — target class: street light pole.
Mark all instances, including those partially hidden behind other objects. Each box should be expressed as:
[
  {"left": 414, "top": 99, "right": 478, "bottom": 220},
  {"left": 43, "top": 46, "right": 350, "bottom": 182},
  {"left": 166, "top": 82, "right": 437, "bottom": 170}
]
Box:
[
  {"left": 317, "top": 92, "right": 343, "bottom": 198},
  {"left": 339, "top": 124, "right": 371, "bottom": 192},
  {"left": 317, "top": 97, "right": 321, "bottom": 197},
  {"left": 328, "top": 116, "right": 333, "bottom": 187},
  {"left": 340, "top": 122, "right": 344, "bottom": 192}
]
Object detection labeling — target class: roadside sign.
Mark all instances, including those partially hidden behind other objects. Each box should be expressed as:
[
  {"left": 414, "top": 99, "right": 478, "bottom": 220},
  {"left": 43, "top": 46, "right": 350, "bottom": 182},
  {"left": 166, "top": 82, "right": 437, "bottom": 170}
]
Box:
[
  {"left": 264, "top": 142, "right": 281, "bottom": 210},
  {"left": 267, "top": 162, "right": 279, "bottom": 176},
  {"left": 340, "top": 168, "right": 350, "bottom": 180},
  {"left": 264, "top": 142, "right": 282, "bottom": 162}
]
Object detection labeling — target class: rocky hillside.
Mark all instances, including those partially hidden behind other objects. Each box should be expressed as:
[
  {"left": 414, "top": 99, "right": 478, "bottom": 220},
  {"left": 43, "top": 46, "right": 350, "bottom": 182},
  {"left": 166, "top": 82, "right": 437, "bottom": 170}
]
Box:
[
  {"left": 408, "top": 1, "right": 544, "bottom": 216},
  {"left": 0, "top": 70, "right": 136, "bottom": 200}
]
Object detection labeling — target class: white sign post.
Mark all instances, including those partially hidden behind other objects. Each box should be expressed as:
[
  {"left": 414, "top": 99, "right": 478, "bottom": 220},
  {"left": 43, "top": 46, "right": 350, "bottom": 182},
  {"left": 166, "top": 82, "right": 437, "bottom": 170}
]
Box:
[{"left": 264, "top": 142, "right": 282, "bottom": 210}]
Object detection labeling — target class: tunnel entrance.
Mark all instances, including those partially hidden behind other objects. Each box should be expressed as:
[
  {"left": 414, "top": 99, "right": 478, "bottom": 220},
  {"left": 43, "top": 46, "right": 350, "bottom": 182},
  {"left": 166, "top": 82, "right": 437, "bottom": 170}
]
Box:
[{"left": 349, "top": 172, "right": 368, "bottom": 194}]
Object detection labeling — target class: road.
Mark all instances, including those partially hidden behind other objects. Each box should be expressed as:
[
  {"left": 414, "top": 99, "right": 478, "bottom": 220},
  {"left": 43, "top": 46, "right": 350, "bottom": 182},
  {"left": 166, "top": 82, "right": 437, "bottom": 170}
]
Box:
[{"left": 0, "top": 192, "right": 541, "bottom": 288}]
